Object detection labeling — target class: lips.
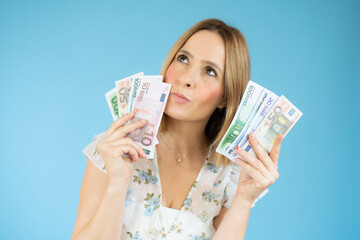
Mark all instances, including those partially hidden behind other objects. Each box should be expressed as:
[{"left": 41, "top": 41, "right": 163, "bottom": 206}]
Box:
[{"left": 172, "top": 92, "right": 190, "bottom": 103}]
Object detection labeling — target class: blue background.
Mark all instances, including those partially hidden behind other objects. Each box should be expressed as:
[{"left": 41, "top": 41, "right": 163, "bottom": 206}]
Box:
[{"left": 1, "top": 0, "right": 359, "bottom": 239}]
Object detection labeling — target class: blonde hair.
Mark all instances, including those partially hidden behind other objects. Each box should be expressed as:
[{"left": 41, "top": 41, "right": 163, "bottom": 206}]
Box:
[{"left": 159, "top": 19, "right": 250, "bottom": 167}]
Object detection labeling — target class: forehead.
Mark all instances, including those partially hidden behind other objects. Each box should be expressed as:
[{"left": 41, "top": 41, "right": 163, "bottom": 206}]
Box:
[{"left": 181, "top": 30, "right": 225, "bottom": 69}]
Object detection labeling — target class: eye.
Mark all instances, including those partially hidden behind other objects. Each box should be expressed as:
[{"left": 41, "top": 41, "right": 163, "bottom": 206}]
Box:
[
  {"left": 205, "top": 66, "right": 217, "bottom": 77},
  {"left": 177, "top": 54, "right": 189, "bottom": 64}
]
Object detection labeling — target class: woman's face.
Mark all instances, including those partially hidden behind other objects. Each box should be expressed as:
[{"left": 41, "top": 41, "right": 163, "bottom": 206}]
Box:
[{"left": 164, "top": 30, "right": 225, "bottom": 123}]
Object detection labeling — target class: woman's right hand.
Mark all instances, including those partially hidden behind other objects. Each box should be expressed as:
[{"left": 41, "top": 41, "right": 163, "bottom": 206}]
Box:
[{"left": 97, "top": 111, "right": 147, "bottom": 184}]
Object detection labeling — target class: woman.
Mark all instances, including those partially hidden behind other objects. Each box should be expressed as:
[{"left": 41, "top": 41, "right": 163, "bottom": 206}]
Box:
[{"left": 72, "top": 19, "right": 282, "bottom": 240}]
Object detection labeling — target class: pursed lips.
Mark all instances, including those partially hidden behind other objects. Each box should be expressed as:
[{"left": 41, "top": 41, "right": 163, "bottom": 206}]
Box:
[{"left": 172, "top": 92, "right": 190, "bottom": 103}]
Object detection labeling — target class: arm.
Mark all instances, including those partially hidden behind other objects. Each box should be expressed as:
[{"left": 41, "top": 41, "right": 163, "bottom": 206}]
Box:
[
  {"left": 72, "top": 112, "right": 147, "bottom": 240},
  {"left": 71, "top": 158, "right": 129, "bottom": 240},
  {"left": 213, "top": 134, "right": 283, "bottom": 239},
  {"left": 212, "top": 195, "right": 252, "bottom": 240}
]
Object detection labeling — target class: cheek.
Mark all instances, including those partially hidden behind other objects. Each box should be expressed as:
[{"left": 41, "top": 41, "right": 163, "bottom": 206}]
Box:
[
  {"left": 164, "top": 63, "right": 177, "bottom": 84},
  {"left": 198, "top": 85, "right": 224, "bottom": 105}
]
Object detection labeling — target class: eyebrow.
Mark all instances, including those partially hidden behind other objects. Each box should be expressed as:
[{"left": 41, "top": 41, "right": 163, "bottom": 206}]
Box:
[{"left": 178, "top": 49, "right": 223, "bottom": 74}]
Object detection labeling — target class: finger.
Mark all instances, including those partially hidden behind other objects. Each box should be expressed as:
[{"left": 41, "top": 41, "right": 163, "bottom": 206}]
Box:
[
  {"left": 118, "top": 144, "right": 140, "bottom": 162},
  {"left": 109, "top": 137, "right": 147, "bottom": 159},
  {"left": 236, "top": 158, "right": 272, "bottom": 188},
  {"left": 248, "top": 133, "right": 277, "bottom": 173},
  {"left": 107, "top": 118, "right": 147, "bottom": 141},
  {"left": 105, "top": 112, "right": 135, "bottom": 138},
  {"left": 235, "top": 146, "right": 273, "bottom": 179},
  {"left": 270, "top": 134, "right": 283, "bottom": 168}
]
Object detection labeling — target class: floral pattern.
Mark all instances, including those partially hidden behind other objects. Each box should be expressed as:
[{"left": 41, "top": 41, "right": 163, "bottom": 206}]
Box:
[
  {"left": 182, "top": 196, "right": 193, "bottom": 212},
  {"left": 144, "top": 193, "right": 161, "bottom": 217},
  {"left": 197, "top": 210, "right": 209, "bottom": 223},
  {"left": 148, "top": 227, "right": 167, "bottom": 239},
  {"left": 201, "top": 190, "right": 221, "bottom": 205},
  {"left": 133, "top": 169, "right": 159, "bottom": 185},
  {"left": 82, "top": 132, "right": 267, "bottom": 240},
  {"left": 207, "top": 162, "right": 220, "bottom": 173},
  {"left": 127, "top": 231, "right": 143, "bottom": 240},
  {"left": 168, "top": 220, "right": 183, "bottom": 234},
  {"left": 213, "top": 179, "right": 222, "bottom": 187},
  {"left": 188, "top": 232, "right": 210, "bottom": 240}
]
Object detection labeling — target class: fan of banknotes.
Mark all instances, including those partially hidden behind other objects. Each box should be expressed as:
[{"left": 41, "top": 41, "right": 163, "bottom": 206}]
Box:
[
  {"left": 105, "top": 72, "right": 171, "bottom": 159},
  {"left": 216, "top": 81, "right": 303, "bottom": 162},
  {"left": 105, "top": 73, "right": 302, "bottom": 163}
]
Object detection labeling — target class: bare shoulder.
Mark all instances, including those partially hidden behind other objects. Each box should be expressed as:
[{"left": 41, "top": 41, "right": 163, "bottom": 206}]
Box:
[
  {"left": 71, "top": 158, "right": 108, "bottom": 239},
  {"left": 213, "top": 206, "right": 230, "bottom": 231}
]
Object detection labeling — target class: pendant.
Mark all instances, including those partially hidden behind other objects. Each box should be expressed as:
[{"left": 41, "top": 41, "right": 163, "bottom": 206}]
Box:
[{"left": 177, "top": 157, "right": 182, "bottom": 163}]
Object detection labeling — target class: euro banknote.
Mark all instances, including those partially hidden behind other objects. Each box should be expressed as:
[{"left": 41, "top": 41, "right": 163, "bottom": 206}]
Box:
[
  {"left": 225, "top": 88, "right": 274, "bottom": 158},
  {"left": 237, "top": 92, "right": 279, "bottom": 149},
  {"left": 241, "top": 95, "right": 302, "bottom": 158},
  {"left": 127, "top": 75, "right": 163, "bottom": 113},
  {"left": 126, "top": 76, "right": 171, "bottom": 158},
  {"left": 105, "top": 73, "right": 166, "bottom": 159},
  {"left": 105, "top": 88, "right": 119, "bottom": 121},
  {"left": 216, "top": 81, "right": 265, "bottom": 157},
  {"left": 226, "top": 91, "right": 279, "bottom": 161},
  {"left": 216, "top": 81, "right": 303, "bottom": 164},
  {"left": 115, "top": 72, "right": 143, "bottom": 118}
]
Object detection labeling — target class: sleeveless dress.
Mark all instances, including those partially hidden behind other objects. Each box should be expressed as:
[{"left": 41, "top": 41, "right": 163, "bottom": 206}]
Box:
[{"left": 82, "top": 132, "right": 269, "bottom": 240}]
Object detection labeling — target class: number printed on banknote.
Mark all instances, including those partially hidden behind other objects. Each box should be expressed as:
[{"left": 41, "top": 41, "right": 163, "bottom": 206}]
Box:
[{"left": 116, "top": 72, "right": 144, "bottom": 118}]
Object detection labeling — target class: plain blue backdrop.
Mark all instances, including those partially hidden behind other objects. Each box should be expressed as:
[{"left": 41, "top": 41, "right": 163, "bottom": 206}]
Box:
[{"left": 1, "top": 0, "right": 359, "bottom": 239}]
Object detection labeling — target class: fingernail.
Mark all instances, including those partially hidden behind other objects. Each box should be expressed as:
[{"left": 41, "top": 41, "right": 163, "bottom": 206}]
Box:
[{"left": 236, "top": 146, "right": 239, "bottom": 150}]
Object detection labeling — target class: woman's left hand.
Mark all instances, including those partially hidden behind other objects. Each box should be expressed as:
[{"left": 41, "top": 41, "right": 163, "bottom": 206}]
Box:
[{"left": 234, "top": 133, "right": 283, "bottom": 204}]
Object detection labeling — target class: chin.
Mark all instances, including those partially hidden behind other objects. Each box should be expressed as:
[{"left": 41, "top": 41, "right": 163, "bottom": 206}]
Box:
[
  {"left": 164, "top": 106, "right": 214, "bottom": 123},
  {"left": 164, "top": 107, "right": 192, "bottom": 121}
]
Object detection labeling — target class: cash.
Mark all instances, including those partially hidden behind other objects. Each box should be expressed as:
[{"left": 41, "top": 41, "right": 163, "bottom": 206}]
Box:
[
  {"left": 216, "top": 81, "right": 302, "bottom": 163},
  {"left": 105, "top": 88, "right": 119, "bottom": 121},
  {"left": 237, "top": 92, "right": 279, "bottom": 149},
  {"left": 242, "top": 95, "right": 302, "bottom": 157},
  {"left": 105, "top": 75, "right": 302, "bottom": 162},
  {"left": 115, "top": 72, "right": 144, "bottom": 118},
  {"left": 217, "top": 81, "right": 265, "bottom": 158},
  {"left": 126, "top": 76, "right": 170, "bottom": 158},
  {"left": 127, "top": 75, "right": 163, "bottom": 113},
  {"left": 105, "top": 73, "right": 171, "bottom": 159}
]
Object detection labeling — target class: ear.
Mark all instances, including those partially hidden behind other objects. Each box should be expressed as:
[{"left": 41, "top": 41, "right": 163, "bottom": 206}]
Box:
[{"left": 217, "top": 99, "right": 227, "bottom": 109}]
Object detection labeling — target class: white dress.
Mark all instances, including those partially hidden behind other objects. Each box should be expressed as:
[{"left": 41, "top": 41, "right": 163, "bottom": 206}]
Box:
[{"left": 82, "top": 132, "right": 268, "bottom": 240}]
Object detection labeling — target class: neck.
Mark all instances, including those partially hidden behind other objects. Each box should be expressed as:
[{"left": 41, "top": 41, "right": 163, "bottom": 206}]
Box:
[{"left": 158, "top": 115, "right": 210, "bottom": 156}]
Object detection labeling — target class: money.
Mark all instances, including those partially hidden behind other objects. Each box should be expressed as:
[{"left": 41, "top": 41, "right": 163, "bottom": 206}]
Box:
[
  {"left": 105, "top": 75, "right": 302, "bottom": 162},
  {"left": 237, "top": 92, "right": 279, "bottom": 148},
  {"left": 216, "top": 81, "right": 264, "bottom": 157},
  {"left": 226, "top": 89, "right": 274, "bottom": 158},
  {"left": 115, "top": 72, "right": 144, "bottom": 118},
  {"left": 105, "top": 88, "right": 119, "bottom": 121},
  {"left": 216, "top": 80, "right": 303, "bottom": 164},
  {"left": 105, "top": 74, "right": 167, "bottom": 159},
  {"left": 126, "top": 76, "right": 171, "bottom": 158},
  {"left": 242, "top": 95, "right": 302, "bottom": 157},
  {"left": 127, "top": 75, "right": 163, "bottom": 113}
]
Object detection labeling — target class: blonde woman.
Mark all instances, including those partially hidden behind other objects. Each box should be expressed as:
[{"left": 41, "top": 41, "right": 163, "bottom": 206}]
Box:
[{"left": 72, "top": 19, "right": 282, "bottom": 240}]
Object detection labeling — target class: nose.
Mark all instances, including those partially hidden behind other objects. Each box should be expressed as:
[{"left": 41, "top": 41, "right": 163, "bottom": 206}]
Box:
[{"left": 178, "top": 67, "right": 197, "bottom": 89}]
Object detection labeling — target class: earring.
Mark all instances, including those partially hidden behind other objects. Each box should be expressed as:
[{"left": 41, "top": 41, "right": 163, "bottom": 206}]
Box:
[{"left": 218, "top": 104, "right": 223, "bottom": 109}]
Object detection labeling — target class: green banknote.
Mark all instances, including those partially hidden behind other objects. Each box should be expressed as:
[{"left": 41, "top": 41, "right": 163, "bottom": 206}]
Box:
[{"left": 216, "top": 81, "right": 264, "bottom": 157}]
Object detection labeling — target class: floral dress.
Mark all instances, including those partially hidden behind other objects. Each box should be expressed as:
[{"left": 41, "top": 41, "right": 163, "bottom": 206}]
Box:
[{"left": 82, "top": 132, "right": 268, "bottom": 240}]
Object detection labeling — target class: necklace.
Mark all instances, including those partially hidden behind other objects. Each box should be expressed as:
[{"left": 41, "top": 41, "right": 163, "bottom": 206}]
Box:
[{"left": 162, "top": 139, "right": 209, "bottom": 163}]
